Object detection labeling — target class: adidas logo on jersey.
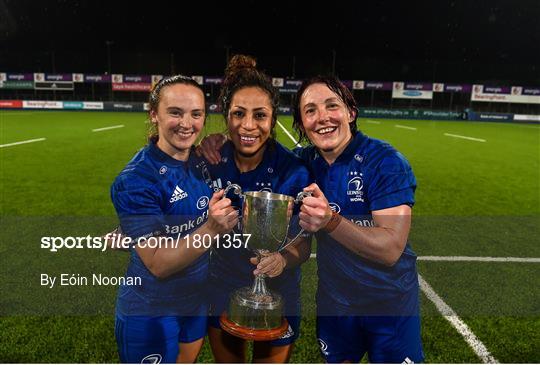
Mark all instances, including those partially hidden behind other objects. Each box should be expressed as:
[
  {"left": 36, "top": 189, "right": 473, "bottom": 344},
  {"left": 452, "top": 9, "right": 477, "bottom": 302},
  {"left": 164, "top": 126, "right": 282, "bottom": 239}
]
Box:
[
  {"left": 211, "top": 178, "right": 223, "bottom": 192},
  {"left": 169, "top": 186, "right": 188, "bottom": 203}
]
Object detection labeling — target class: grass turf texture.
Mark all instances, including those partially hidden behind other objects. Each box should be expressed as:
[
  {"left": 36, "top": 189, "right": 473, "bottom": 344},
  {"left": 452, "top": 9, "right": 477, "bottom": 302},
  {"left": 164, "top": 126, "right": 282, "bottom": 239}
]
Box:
[{"left": 0, "top": 111, "right": 539, "bottom": 362}]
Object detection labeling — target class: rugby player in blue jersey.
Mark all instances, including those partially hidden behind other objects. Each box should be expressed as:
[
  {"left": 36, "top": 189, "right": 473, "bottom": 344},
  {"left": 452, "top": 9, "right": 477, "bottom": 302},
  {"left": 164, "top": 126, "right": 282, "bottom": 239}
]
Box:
[
  {"left": 292, "top": 76, "right": 424, "bottom": 363},
  {"left": 197, "top": 55, "right": 312, "bottom": 363},
  {"left": 110, "top": 75, "right": 238, "bottom": 363}
]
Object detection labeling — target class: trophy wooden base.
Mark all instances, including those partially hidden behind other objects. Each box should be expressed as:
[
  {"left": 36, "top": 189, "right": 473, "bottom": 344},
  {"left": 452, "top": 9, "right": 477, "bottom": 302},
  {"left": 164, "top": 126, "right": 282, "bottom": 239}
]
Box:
[{"left": 219, "top": 312, "right": 289, "bottom": 341}]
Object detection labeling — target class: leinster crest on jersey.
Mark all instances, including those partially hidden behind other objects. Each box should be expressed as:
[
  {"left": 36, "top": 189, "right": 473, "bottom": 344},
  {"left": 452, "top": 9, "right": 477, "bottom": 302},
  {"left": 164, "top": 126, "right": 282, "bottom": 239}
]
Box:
[{"left": 347, "top": 171, "right": 364, "bottom": 202}]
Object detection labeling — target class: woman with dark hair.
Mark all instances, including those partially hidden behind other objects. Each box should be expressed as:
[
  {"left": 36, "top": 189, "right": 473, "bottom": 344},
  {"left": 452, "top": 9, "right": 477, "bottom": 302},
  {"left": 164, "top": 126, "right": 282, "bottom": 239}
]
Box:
[
  {"left": 292, "top": 75, "right": 359, "bottom": 146},
  {"left": 200, "top": 74, "right": 423, "bottom": 363},
  {"left": 293, "top": 76, "right": 424, "bottom": 364},
  {"left": 199, "top": 55, "right": 313, "bottom": 363},
  {"left": 111, "top": 75, "right": 237, "bottom": 363}
]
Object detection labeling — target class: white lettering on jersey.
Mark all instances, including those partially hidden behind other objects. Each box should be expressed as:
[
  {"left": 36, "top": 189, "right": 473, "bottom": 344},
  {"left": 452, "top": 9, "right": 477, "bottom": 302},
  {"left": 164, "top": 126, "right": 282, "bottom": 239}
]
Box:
[
  {"left": 350, "top": 218, "right": 375, "bottom": 227},
  {"left": 165, "top": 210, "right": 208, "bottom": 235},
  {"left": 280, "top": 324, "right": 294, "bottom": 339}
]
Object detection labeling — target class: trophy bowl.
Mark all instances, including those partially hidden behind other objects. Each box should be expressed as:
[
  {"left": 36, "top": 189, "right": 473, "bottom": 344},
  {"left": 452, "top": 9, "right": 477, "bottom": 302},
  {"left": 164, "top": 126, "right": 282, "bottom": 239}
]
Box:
[{"left": 219, "top": 184, "right": 309, "bottom": 341}]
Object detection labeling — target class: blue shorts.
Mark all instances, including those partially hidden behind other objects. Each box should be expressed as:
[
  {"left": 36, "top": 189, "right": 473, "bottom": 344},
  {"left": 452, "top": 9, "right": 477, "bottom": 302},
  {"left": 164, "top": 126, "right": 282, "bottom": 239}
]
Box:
[
  {"left": 317, "top": 315, "right": 424, "bottom": 363},
  {"left": 115, "top": 313, "right": 207, "bottom": 363},
  {"left": 208, "top": 286, "right": 300, "bottom": 346}
]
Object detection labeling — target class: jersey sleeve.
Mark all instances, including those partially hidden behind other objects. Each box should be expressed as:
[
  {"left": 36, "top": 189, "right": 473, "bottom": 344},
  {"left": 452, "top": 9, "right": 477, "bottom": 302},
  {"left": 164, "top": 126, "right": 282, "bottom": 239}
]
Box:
[
  {"left": 292, "top": 146, "right": 304, "bottom": 158},
  {"left": 367, "top": 151, "right": 416, "bottom": 211},
  {"left": 292, "top": 145, "right": 314, "bottom": 164},
  {"left": 111, "top": 173, "right": 165, "bottom": 241},
  {"left": 277, "top": 162, "right": 314, "bottom": 240}
]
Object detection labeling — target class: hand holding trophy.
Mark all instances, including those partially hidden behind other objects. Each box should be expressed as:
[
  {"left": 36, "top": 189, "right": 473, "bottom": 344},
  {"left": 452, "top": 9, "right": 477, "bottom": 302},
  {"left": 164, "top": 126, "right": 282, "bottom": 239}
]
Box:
[{"left": 219, "top": 184, "right": 310, "bottom": 341}]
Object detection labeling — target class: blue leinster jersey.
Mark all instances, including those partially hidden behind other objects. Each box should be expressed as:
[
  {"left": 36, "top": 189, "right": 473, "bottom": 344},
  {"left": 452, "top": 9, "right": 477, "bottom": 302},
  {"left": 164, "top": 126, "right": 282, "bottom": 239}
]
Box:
[
  {"left": 295, "top": 132, "right": 418, "bottom": 315},
  {"left": 111, "top": 143, "right": 213, "bottom": 316},
  {"left": 204, "top": 140, "right": 312, "bottom": 295}
]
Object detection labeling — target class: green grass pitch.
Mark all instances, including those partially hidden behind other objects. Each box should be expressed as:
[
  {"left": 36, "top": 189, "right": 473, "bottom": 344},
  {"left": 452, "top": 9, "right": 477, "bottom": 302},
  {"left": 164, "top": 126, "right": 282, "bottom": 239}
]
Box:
[{"left": 0, "top": 111, "right": 539, "bottom": 362}]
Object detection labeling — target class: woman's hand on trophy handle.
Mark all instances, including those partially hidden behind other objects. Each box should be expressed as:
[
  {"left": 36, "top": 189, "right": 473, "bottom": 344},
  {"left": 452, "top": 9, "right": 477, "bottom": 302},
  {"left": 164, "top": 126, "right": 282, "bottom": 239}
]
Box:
[
  {"left": 195, "top": 133, "right": 227, "bottom": 164},
  {"left": 299, "top": 183, "right": 333, "bottom": 233},
  {"left": 206, "top": 190, "right": 238, "bottom": 235},
  {"left": 251, "top": 252, "right": 286, "bottom": 277}
]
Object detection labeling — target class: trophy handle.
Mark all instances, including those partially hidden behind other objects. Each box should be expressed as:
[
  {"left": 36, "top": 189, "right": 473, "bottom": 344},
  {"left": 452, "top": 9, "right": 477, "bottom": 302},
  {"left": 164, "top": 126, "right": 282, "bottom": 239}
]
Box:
[
  {"left": 278, "top": 191, "right": 312, "bottom": 252},
  {"left": 294, "top": 191, "right": 312, "bottom": 204},
  {"left": 222, "top": 183, "right": 245, "bottom": 235},
  {"left": 222, "top": 183, "right": 243, "bottom": 199}
]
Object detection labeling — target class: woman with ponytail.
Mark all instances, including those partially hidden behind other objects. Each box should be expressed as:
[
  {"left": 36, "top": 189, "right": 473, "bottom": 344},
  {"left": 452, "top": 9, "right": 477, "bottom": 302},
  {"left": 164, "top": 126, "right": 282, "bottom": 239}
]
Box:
[
  {"left": 201, "top": 55, "right": 313, "bottom": 363},
  {"left": 111, "top": 75, "right": 237, "bottom": 363}
]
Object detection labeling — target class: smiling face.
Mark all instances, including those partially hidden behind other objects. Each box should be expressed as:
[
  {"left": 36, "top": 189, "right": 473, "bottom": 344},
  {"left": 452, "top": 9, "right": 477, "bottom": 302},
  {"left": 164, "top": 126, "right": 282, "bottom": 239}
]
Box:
[
  {"left": 151, "top": 83, "right": 205, "bottom": 161},
  {"left": 227, "top": 86, "right": 273, "bottom": 159},
  {"left": 299, "top": 82, "right": 356, "bottom": 161}
]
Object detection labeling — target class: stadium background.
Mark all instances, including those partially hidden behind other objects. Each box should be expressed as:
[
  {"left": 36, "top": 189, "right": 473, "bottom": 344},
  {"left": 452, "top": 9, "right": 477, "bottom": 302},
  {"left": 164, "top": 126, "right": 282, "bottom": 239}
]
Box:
[{"left": 1, "top": 0, "right": 539, "bottom": 363}]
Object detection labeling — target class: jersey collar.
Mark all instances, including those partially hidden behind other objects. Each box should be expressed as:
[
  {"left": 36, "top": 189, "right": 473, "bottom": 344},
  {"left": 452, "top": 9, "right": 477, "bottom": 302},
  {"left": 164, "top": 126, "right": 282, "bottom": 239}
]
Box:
[
  {"left": 148, "top": 142, "right": 189, "bottom": 167},
  {"left": 334, "top": 131, "right": 368, "bottom": 164},
  {"left": 312, "top": 131, "right": 367, "bottom": 166},
  {"left": 221, "top": 139, "right": 276, "bottom": 176}
]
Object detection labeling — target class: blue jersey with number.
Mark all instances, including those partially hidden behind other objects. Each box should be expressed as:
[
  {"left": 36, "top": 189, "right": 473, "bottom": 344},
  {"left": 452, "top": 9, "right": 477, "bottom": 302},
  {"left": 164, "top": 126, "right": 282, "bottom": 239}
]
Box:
[
  {"left": 204, "top": 140, "right": 312, "bottom": 296},
  {"left": 295, "top": 132, "right": 418, "bottom": 315},
  {"left": 111, "top": 142, "right": 213, "bottom": 316}
]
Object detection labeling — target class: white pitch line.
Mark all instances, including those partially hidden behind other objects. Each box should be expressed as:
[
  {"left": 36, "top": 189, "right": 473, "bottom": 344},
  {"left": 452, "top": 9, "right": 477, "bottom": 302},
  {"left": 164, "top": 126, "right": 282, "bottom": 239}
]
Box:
[
  {"left": 365, "top": 120, "right": 381, "bottom": 124},
  {"left": 0, "top": 137, "right": 46, "bottom": 148},
  {"left": 444, "top": 133, "right": 486, "bottom": 142},
  {"left": 276, "top": 119, "right": 301, "bottom": 146},
  {"left": 92, "top": 124, "right": 124, "bottom": 132},
  {"left": 419, "top": 256, "right": 540, "bottom": 263},
  {"left": 0, "top": 112, "right": 39, "bottom": 116},
  {"left": 310, "top": 253, "right": 540, "bottom": 263},
  {"left": 309, "top": 253, "right": 510, "bottom": 362},
  {"left": 395, "top": 124, "right": 417, "bottom": 130},
  {"left": 419, "top": 275, "right": 498, "bottom": 363}
]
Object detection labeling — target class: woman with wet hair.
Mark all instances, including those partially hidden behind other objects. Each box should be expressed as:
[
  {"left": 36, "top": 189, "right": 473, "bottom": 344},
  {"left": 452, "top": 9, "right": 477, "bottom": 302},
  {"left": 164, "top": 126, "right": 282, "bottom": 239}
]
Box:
[
  {"left": 293, "top": 75, "right": 423, "bottom": 364},
  {"left": 200, "top": 74, "right": 423, "bottom": 363}
]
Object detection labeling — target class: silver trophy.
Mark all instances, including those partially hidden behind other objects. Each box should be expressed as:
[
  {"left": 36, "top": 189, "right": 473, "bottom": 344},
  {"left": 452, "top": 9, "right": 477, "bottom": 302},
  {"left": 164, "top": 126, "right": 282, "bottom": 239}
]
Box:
[{"left": 219, "top": 184, "right": 310, "bottom": 340}]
